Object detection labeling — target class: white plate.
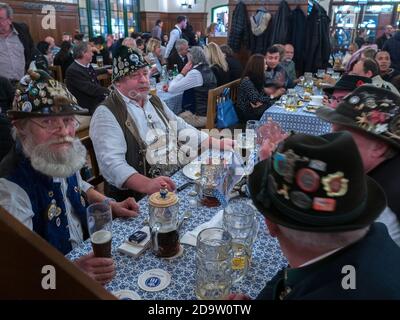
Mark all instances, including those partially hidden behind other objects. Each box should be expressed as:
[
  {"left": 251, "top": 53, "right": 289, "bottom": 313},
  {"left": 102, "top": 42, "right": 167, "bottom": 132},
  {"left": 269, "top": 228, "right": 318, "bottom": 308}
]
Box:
[{"left": 182, "top": 162, "right": 201, "bottom": 180}]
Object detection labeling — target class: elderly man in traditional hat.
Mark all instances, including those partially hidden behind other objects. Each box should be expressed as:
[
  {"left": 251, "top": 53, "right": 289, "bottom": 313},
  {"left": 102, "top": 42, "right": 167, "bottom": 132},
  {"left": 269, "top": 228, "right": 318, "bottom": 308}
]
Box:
[
  {"left": 232, "top": 131, "right": 400, "bottom": 300},
  {"left": 0, "top": 70, "right": 139, "bottom": 285},
  {"left": 317, "top": 85, "right": 400, "bottom": 246},
  {"left": 90, "top": 46, "right": 233, "bottom": 202}
]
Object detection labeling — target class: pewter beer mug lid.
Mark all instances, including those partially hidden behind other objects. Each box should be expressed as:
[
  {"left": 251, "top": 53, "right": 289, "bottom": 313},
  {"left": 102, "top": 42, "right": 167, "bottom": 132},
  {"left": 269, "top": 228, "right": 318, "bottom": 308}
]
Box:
[{"left": 149, "top": 185, "right": 178, "bottom": 208}]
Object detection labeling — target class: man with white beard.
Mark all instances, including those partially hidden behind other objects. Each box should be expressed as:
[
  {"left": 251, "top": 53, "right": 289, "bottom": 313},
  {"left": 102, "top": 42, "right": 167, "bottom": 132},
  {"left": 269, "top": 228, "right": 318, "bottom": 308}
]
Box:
[{"left": 0, "top": 70, "right": 139, "bottom": 285}]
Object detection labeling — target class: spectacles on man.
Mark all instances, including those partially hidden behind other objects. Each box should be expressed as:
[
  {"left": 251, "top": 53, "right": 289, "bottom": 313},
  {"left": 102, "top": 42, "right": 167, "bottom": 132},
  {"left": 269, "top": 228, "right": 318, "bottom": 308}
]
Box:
[{"left": 30, "top": 116, "right": 80, "bottom": 133}]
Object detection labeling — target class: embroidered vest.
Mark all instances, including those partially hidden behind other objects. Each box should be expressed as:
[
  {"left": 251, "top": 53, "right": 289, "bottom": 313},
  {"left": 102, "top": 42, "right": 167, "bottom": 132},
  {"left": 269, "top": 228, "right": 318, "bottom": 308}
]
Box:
[{"left": 0, "top": 148, "right": 88, "bottom": 255}]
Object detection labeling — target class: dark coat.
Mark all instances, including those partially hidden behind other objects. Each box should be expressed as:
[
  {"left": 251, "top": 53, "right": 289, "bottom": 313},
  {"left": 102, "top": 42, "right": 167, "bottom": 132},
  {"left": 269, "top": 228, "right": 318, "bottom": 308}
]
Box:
[
  {"left": 257, "top": 223, "right": 400, "bottom": 300},
  {"left": 228, "top": 1, "right": 250, "bottom": 53},
  {"left": 167, "top": 51, "right": 188, "bottom": 72},
  {"left": 290, "top": 7, "right": 306, "bottom": 76},
  {"left": 12, "top": 22, "right": 34, "bottom": 72},
  {"left": 65, "top": 61, "right": 109, "bottom": 114},
  {"left": 250, "top": 15, "right": 273, "bottom": 55},
  {"left": 383, "top": 32, "right": 400, "bottom": 71},
  {"left": 270, "top": 0, "right": 291, "bottom": 45},
  {"left": 211, "top": 64, "right": 230, "bottom": 87},
  {"left": 376, "top": 34, "right": 391, "bottom": 50},
  {"left": 226, "top": 56, "right": 243, "bottom": 81},
  {"left": 54, "top": 52, "right": 74, "bottom": 80},
  {"left": 303, "top": 3, "right": 331, "bottom": 73}
]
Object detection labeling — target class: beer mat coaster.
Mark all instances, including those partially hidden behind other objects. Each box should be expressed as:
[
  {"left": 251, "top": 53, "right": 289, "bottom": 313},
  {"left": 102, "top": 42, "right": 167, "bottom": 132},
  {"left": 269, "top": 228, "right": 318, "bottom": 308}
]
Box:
[
  {"left": 163, "top": 245, "right": 184, "bottom": 260},
  {"left": 112, "top": 290, "right": 142, "bottom": 300},
  {"left": 138, "top": 269, "right": 171, "bottom": 292}
]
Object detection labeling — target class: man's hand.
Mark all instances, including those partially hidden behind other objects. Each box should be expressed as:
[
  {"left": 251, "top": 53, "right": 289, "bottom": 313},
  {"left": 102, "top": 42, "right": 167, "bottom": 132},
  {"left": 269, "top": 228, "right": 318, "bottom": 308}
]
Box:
[
  {"left": 322, "top": 95, "right": 330, "bottom": 106},
  {"left": 74, "top": 253, "right": 115, "bottom": 285},
  {"left": 144, "top": 176, "right": 176, "bottom": 195},
  {"left": 111, "top": 197, "right": 139, "bottom": 218},
  {"left": 264, "top": 87, "right": 277, "bottom": 96},
  {"left": 180, "top": 61, "right": 193, "bottom": 76},
  {"left": 250, "top": 101, "right": 263, "bottom": 108},
  {"left": 162, "top": 84, "right": 169, "bottom": 92},
  {"left": 274, "top": 87, "right": 286, "bottom": 98}
]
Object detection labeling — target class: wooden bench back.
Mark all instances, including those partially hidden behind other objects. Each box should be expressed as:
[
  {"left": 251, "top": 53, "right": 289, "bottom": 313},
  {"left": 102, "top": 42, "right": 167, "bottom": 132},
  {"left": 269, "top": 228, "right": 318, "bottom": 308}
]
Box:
[
  {"left": 206, "top": 79, "right": 241, "bottom": 129},
  {"left": 0, "top": 206, "right": 115, "bottom": 299},
  {"left": 49, "top": 65, "right": 63, "bottom": 83}
]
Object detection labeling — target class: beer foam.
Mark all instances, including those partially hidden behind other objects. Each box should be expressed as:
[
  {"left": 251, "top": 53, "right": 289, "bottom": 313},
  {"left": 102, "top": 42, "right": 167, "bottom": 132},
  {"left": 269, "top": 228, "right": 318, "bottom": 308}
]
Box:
[{"left": 91, "top": 230, "right": 112, "bottom": 244}]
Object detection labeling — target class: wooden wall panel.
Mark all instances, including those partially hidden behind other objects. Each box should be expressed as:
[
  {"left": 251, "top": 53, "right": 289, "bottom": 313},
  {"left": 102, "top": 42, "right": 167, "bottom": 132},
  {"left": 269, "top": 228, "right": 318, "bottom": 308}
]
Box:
[{"left": 7, "top": 0, "right": 79, "bottom": 45}]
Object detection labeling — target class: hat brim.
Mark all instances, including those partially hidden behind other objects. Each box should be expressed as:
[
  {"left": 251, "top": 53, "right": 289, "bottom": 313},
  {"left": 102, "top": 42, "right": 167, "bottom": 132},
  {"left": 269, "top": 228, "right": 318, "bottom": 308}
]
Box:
[
  {"left": 7, "top": 104, "right": 89, "bottom": 120},
  {"left": 316, "top": 107, "right": 400, "bottom": 150},
  {"left": 248, "top": 160, "right": 387, "bottom": 232}
]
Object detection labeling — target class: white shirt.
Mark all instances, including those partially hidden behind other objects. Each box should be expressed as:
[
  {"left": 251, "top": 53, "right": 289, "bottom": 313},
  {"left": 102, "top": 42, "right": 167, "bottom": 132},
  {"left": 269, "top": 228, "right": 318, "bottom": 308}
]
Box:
[
  {"left": 376, "top": 206, "right": 400, "bottom": 246},
  {"left": 74, "top": 59, "right": 90, "bottom": 68},
  {"left": 165, "top": 25, "right": 182, "bottom": 58},
  {"left": 0, "top": 173, "right": 93, "bottom": 249},
  {"left": 90, "top": 90, "right": 208, "bottom": 189},
  {"left": 168, "top": 66, "right": 203, "bottom": 94}
]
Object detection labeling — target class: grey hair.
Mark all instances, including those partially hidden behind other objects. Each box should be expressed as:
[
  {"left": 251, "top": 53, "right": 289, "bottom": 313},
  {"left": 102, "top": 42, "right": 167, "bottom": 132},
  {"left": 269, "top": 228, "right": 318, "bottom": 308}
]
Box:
[
  {"left": 189, "top": 46, "right": 208, "bottom": 66},
  {"left": 0, "top": 2, "right": 13, "bottom": 18},
  {"left": 73, "top": 41, "right": 90, "bottom": 59},
  {"left": 278, "top": 224, "right": 370, "bottom": 252},
  {"left": 175, "top": 39, "right": 188, "bottom": 52}
]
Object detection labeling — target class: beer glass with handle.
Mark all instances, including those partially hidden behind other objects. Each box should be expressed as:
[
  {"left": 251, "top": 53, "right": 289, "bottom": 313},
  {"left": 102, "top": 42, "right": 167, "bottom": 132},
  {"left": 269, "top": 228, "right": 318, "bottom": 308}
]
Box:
[{"left": 87, "top": 202, "right": 112, "bottom": 258}]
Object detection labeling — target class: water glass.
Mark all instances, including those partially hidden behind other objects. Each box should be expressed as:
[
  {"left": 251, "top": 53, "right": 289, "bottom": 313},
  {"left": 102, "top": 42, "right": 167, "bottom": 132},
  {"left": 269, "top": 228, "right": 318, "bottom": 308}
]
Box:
[
  {"left": 96, "top": 55, "right": 104, "bottom": 68},
  {"left": 246, "top": 120, "right": 259, "bottom": 147},
  {"left": 223, "top": 202, "right": 258, "bottom": 283},
  {"left": 195, "top": 228, "right": 233, "bottom": 300}
]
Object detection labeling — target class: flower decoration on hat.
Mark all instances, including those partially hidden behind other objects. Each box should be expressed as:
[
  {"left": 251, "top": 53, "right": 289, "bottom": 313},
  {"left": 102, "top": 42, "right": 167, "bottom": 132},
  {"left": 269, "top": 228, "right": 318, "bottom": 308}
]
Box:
[{"left": 8, "top": 69, "right": 88, "bottom": 120}]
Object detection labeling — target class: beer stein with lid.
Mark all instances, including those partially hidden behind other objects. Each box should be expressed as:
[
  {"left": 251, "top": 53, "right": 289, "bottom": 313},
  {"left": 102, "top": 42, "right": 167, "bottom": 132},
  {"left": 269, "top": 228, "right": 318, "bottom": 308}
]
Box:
[{"left": 148, "top": 186, "right": 181, "bottom": 258}]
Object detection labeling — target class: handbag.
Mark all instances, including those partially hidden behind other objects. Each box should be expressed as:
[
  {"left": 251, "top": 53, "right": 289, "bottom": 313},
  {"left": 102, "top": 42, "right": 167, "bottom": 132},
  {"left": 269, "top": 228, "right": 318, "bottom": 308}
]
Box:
[{"left": 216, "top": 88, "right": 239, "bottom": 128}]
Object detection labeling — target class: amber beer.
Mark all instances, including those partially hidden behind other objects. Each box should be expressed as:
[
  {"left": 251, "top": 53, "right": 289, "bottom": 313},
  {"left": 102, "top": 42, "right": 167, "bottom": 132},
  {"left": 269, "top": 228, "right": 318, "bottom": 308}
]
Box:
[
  {"left": 91, "top": 230, "right": 112, "bottom": 258},
  {"left": 152, "top": 228, "right": 180, "bottom": 258}
]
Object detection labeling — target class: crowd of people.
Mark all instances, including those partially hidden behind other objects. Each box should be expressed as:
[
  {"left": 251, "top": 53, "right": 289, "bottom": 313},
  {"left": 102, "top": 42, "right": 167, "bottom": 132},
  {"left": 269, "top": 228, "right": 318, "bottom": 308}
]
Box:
[{"left": 1, "top": 1, "right": 400, "bottom": 299}]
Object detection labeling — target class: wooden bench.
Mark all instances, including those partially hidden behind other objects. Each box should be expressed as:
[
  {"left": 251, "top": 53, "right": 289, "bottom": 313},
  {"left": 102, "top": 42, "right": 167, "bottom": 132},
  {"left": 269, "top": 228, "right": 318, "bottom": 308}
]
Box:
[{"left": 206, "top": 79, "right": 241, "bottom": 130}]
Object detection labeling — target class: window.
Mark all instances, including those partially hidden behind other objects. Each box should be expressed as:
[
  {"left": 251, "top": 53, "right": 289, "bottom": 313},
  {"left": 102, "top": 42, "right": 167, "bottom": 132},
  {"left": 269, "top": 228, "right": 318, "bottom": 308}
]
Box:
[{"left": 78, "top": 0, "right": 139, "bottom": 39}]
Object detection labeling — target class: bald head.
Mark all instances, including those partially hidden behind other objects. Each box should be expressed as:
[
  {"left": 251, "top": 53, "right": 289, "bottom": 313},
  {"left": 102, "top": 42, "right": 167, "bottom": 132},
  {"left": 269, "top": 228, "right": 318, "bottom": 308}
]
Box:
[{"left": 284, "top": 44, "right": 294, "bottom": 61}]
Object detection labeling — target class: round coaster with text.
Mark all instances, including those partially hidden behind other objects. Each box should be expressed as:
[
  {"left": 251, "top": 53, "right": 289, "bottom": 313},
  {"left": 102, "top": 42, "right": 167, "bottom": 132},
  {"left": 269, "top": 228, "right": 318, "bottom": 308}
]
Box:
[{"left": 138, "top": 268, "right": 171, "bottom": 292}]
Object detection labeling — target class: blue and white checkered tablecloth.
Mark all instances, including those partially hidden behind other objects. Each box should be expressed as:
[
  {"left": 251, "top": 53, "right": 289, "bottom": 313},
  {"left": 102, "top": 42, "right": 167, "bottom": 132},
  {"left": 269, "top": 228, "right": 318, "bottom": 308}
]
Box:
[
  {"left": 157, "top": 85, "right": 183, "bottom": 115},
  {"left": 66, "top": 170, "right": 287, "bottom": 300},
  {"left": 260, "top": 104, "right": 332, "bottom": 136}
]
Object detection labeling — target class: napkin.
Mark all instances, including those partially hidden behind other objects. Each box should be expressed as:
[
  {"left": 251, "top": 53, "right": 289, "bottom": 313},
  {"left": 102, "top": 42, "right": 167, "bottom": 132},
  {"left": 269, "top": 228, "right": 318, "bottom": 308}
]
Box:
[{"left": 180, "top": 210, "right": 224, "bottom": 246}]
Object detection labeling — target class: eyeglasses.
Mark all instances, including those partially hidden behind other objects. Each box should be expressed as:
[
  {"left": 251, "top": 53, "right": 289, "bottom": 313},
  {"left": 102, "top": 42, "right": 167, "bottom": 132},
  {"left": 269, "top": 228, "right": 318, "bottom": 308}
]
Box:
[{"left": 30, "top": 116, "right": 80, "bottom": 133}]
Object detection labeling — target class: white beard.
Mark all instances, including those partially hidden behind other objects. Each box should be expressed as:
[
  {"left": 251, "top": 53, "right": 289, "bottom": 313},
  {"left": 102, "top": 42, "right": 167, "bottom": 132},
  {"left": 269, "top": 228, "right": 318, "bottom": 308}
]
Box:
[{"left": 23, "top": 136, "right": 87, "bottom": 178}]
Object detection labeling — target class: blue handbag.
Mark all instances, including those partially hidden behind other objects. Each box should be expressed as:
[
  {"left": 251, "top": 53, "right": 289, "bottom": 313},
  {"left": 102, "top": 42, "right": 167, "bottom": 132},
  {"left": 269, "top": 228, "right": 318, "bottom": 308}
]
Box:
[{"left": 216, "top": 88, "right": 239, "bottom": 128}]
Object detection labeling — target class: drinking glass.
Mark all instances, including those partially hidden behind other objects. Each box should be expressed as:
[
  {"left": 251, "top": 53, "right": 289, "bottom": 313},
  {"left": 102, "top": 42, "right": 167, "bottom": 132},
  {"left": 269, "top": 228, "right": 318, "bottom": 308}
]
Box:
[
  {"left": 87, "top": 202, "right": 112, "bottom": 258},
  {"left": 195, "top": 228, "right": 233, "bottom": 300},
  {"left": 246, "top": 120, "right": 259, "bottom": 148},
  {"left": 96, "top": 55, "right": 104, "bottom": 68},
  {"left": 223, "top": 201, "right": 258, "bottom": 283}
]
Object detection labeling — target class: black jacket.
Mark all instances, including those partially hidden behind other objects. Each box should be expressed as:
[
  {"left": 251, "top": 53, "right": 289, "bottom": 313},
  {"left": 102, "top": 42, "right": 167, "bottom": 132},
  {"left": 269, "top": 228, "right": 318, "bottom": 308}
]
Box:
[
  {"left": 211, "top": 64, "right": 230, "bottom": 87},
  {"left": 65, "top": 62, "right": 109, "bottom": 114},
  {"left": 54, "top": 52, "right": 74, "bottom": 80},
  {"left": 303, "top": 3, "right": 331, "bottom": 73},
  {"left": 226, "top": 56, "right": 243, "bottom": 81},
  {"left": 383, "top": 32, "right": 400, "bottom": 71},
  {"left": 228, "top": 1, "right": 250, "bottom": 52},
  {"left": 167, "top": 51, "right": 188, "bottom": 72},
  {"left": 257, "top": 223, "right": 400, "bottom": 300},
  {"left": 376, "top": 34, "right": 391, "bottom": 50},
  {"left": 12, "top": 22, "right": 34, "bottom": 72},
  {"left": 290, "top": 7, "right": 306, "bottom": 76},
  {"left": 270, "top": 0, "right": 291, "bottom": 45}
]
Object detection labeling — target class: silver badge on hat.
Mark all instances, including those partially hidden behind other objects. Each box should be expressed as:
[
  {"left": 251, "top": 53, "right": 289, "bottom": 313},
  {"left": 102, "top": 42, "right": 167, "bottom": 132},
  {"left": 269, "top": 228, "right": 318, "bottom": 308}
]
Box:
[
  {"left": 129, "top": 53, "right": 139, "bottom": 64},
  {"left": 349, "top": 96, "right": 360, "bottom": 105},
  {"left": 290, "top": 191, "right": 312, "bottom": 209},
  {"left": 21, "top": 101, "right": 32, "bottom": 112}
]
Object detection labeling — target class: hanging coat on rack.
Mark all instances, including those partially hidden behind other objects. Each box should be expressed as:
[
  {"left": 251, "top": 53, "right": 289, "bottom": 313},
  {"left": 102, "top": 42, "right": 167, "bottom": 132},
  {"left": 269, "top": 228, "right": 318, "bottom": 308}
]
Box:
[
  {"left": 249, "top": 7, "right": 273, "bottom": 54},
  {"left": 270, "top": 0, "right": 291, "bottom": 45},
  {"left": 228, "top": 1, "right": 251, "bottom": 53},
  {"left": 303, "top": 2, "right": 331, "bottom": 72},
  {"left": 290, "top": 6, "right": 306, "bottom": 76}
]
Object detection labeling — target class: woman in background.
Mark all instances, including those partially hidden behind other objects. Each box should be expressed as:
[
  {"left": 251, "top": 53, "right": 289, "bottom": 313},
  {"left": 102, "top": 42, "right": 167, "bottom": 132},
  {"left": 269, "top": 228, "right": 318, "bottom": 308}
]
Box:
[
  {"left": 204, "top": 42, "right": 230, "bottom": 86},
  {"left": 54, "top": 41, "right": 74, "bottom": 80}
]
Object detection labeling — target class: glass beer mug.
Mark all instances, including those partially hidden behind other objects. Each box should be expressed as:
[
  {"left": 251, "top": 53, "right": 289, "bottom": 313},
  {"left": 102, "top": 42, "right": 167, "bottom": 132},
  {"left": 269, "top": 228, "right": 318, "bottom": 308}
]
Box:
[{"left": 148, "top": 186, "right": 181, "bottom": 258}]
